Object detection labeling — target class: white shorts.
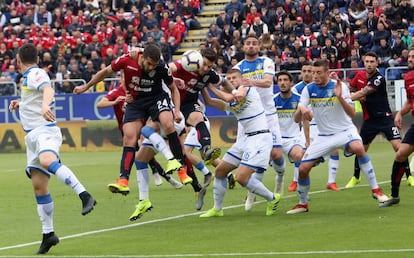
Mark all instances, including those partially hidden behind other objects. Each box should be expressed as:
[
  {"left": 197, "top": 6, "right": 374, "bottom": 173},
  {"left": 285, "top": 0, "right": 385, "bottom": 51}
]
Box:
[
  {"left": 24, "top": 125, "right": 62, "bottom": 178},
  {"left": 223, "top": 131, "right": 272, "bottom": 169},
  {"left": 309, "top": 123, "right": 319, "bottom": 142},
  {"left": 183, "top": 119, "right": 211, "bottom": 150},
  {"left": 302, "top": 126, "right": 362, "bottom": 163},
  {"left": 266, "top": 113, "right": 283, "bottom": 148},
  {"left": 236, "top": 113, "right": 282, "bottom": 148},
  {"left": 281, "top": 135, "right": 306, "bottom": 163}
]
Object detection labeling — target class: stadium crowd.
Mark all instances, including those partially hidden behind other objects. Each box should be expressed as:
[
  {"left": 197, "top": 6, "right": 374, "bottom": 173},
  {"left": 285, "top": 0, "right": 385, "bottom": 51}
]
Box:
[{"left": 0, "top": 0, "right": 414, "bottom": 95}]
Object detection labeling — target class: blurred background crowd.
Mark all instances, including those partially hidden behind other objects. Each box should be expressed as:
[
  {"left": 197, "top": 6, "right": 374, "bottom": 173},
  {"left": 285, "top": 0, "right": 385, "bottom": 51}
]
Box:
[{"left": 0, "top": 0, "right": 413, "bottom": 95}]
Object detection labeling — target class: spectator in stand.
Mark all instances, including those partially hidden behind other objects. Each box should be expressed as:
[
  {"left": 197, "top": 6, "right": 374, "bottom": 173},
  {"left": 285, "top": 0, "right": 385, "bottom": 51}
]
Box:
[
  {"left": 231, "top": 10, "right": 242, "bottom": 30},
  {"left": 300, "top": 26, "right": 316, "bottom": 49},
  {"left": 246, "top": 6, "right": 261, "bottom": 25},
  {"left": 383, "top": 0, "right": 396, "bottom": 20},
  {"left": 216, "top": 10, "right": 231, "bottom": 30},
  {"left": 72, "top": 38, "right": 87, "bottom": 61},
  {"left": 175, "top": 15, "right": 187, "bottom": 37},
  {"left": 159, "top": 37, "right": 171, "bottom": 63},
  {"left": 34, "top": 4, "right": 52, "bottom": 27},
  {"left": 332, "top": 13, "right": 349, "bottom": 36},
  {"left": 116, "top": 9, "right": 130, "bottom": 31},
  {"left": 250, "top": 16, "right": 269, "bottom": 38},
  {"left": 293, "top": 16, "right": 306, "bottom": 38},
  {"left": 90, "top": 50, "right": 103, "bottom": 71},
  {"left": 82, "top": 60, "right": 96, "bottom": 87},
  {"left": 103, "top": 48, "right": 116, "bottom": 66},
  {"left": 372, "top": 22, "right": 391, "bottom": 51},
  {"left": 377, "top": 38, "right": 392, "bottom": 68},
  {"left": 313, "top": 2, "right": 329, "bottom": 32},
  {"left": 159, "top": 11, "right": 171, "bottom": 32},
  {"left": 328, "top": 54, "right": 343, "bottom": 78},
  {"left": 302, "top": 4, "right": 314, "bottom": 29},
  {"left": 3, "top": 64, "right": 18, "bottom": 82},
  {"left": 390, "top": 34, "right": 408, "bottom": 64},
  {"left": 113, "top": 36, "right": 129, "bottom": 57},
  {"left": 356, "top": 25, "right": 373, "bottom": 53},
  {"left": 131, "top": 9, "right": 144, "bottom": 31},
  {"left": 308, "top": 38, "right": 321, "bottom": 61},
  {"left": 219, "top": 23, "right": 233, "bottom": 48},
  {"left": 239, "top": 20, "right": 250, "bottom": 42},
  {"left": 225, "top": 0, "right": 244, "bottom": 19},
  {"left": 348, "top": 2, "right": 368, "bottom": 30},
  {"left": 397, "top": 0, "right": 412, "bottom": 23},
  {"left": 365, "top": 11, "right": 378, "bottom": 34},
  {"left": 321, "top": 38, "right": 338, "bottom": 59},
  {"left": 282, "top": 17, "right": 294, "bottom": 36},
  {"left": 144, "top": 11, "right": 158, "bottom": 31},
  {"left": 402, "top": 28, "right": 412, "bottom": 47},
  {"left": 338, "top": 40, "right": 351, "bottom": 66},
  {"left": 291, "top": 39, "right": 306, "bottom": 59},
  {"left": 69, "top": 63, "right": 83, "bottom": 83},
  {"left": 148, "top": 24, "right": 164, "bottom": 44},
  {"left": 317, "top": 25, "right": 335, "bottom": 47},
  {"left": 164, "top": 21, "right": 182, "bottom": 54},
  {"left": 179, "top": 0, "right": 198, "bottom": 30},
  {"left": 84, "top": 34, "right": 102, "bottom": 59}
]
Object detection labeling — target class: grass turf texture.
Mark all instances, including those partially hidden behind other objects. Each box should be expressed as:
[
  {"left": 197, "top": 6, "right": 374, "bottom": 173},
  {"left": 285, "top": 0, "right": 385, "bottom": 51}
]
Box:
[{"left": 1, "top": 142, "right": 413, "bottom": 257}]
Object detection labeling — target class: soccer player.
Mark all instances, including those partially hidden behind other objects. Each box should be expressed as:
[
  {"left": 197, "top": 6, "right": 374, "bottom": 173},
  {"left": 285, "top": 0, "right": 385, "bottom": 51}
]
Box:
[
  {"left": 381, "top": 47, "right": 414, "bottom": 207},
  {"left": 129, "top": 113, "right": 187, "bottom": 220},
  {"left": 9, "top": 43, "right": 96, "bottom": 254},
  {"left": 344, "top": 52, "right": 414, "bottom": 188},
  {"left": 74, "top": 44, "right": 191, "bottom": 194},
  {"left": 232, "top": 35, "right": 285, "bottom": 210},
  {"left": 292, "top": 62, "right": 341, "bottom": 192},
  {"left": 273, "top": 71, "right": 306, "bottom": 194},
  {"left": 287, "top": 60, "right": 389, "bottom": 214},
  {"left": 199, "top": 69, "right": 281, "bottom": 218},
  {"left": 168, "top": 48, "right": 233, "bottom": 164},
  {"left": 96, "top": 82, "right": 183, "bottom": 189}
]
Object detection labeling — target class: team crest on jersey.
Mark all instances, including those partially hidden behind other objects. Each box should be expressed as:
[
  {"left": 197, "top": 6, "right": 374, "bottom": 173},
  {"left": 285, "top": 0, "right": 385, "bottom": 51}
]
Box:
[
  {"left": 327, "top": 89, "right": 334, "bottom": 97},
  {"left": 256, "top": 63, "right": 263, "bottom": 70},
  {"left": 291, "top": 101, "right": 298, "bottom": 109},
  {"left": 374, "top": 79, "right": 380, "bottom": 86},
  {"left": 148, "top": 70, "right": 156, "bottom": 77}
]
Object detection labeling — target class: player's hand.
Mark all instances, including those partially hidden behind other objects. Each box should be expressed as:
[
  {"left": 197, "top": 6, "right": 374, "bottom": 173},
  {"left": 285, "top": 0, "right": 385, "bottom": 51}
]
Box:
[
  {"left": 301, "top": 107, "right": 313, "bottom": 121},
  {"left": 115, "top": 96, "right": 126, "bottom": 104},
  {"left": 394, "top": 112, "right": 403, "bottom": 129},
  {"left": 9, "top": 100, "right": 19, "bottom": 111},
  {"left": 173, "top": 77, "right": 185, "bottom": 89},
  {"left": 73, "top": 85, "right": 89, "bottom": 94},
  {"left": 329, "top": 71, "right": 339, "bottom": 81},
  {"left": 334, "top": 80, "right": 342, "bottom": 98},
  {"left": 42, "top": 104, "right": 55, "bottom": 122},
  {"left": 239, "top": 77, "right": 251, "bottom": 87},
  {"left": 125, "top": 90, "right": 134, "bottom": 103},
  {"left": 129, "top": 47, "right": 144, "bottom": 60},
  {"left": 173, "top": 109, "right": 182, "bottom": 123}
]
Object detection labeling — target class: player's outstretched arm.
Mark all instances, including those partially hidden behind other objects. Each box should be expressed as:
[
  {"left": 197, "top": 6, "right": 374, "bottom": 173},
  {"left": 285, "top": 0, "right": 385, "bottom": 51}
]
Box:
[
  {"left": 73, "top": 65, "right": 114, "bottom": 94},
  {"left": 201, "top": 88, "right": 226, "bottom": 111}
]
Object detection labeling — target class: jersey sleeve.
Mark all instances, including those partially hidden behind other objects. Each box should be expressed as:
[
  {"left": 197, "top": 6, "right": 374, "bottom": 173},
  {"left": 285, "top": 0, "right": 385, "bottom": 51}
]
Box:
[
  {"left": 263, "top": 57, "right": 275, "bottom": 76},
  {"left": 299, "top": 85, "right": 310, "bottom": 108},
  {"left": 28, "top": 68, "right": 51, "bottom": 91},
  {"left": 111, "top": 54, "right": 129, "bottom": 72},
  {"left": 161, "top": 63, "right": 174, "bottom": 86}
]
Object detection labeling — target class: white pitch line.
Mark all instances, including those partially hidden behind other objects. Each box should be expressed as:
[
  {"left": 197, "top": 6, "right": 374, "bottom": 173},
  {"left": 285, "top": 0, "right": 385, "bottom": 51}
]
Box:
[{"left": 0, "top": 180, "right": 394, "bottom": 255}]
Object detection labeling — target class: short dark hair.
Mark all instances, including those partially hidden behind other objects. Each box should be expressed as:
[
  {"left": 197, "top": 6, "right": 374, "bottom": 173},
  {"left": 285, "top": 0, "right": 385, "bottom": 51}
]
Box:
[
  {"left": 276, "top": 70, "right": 293, "bottom": 81},
  {"left": 364, "top": 51, "right": 378, "bottom": 60},
  {"left": 143, "top": 44, "right": 161, "bottom": 62},
  {"left": 18, "top": 43, "right": 38, "bottom": 64},
  {"left": 201, "top": 48, "right": 218, "bottom": 63},
  {"left": 313, "top": 59, "right": 328, "bottom": 70}
]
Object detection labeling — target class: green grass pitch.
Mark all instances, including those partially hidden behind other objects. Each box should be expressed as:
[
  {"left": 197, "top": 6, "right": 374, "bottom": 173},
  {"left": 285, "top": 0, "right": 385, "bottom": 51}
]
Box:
[{"left": 1, "top": 142, "right": 414, "bottom": 257}]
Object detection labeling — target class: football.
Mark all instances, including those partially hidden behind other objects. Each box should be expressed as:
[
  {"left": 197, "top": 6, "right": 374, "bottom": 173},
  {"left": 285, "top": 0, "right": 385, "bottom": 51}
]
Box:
[{"left": 181, "top": 50, "right": 204, "bottom": 72}]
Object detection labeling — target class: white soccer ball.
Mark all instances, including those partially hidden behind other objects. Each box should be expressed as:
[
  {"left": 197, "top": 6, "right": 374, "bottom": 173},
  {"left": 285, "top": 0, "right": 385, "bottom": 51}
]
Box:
[{"left": 181, "top": 50, "right": 204, "bottom": 72}]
